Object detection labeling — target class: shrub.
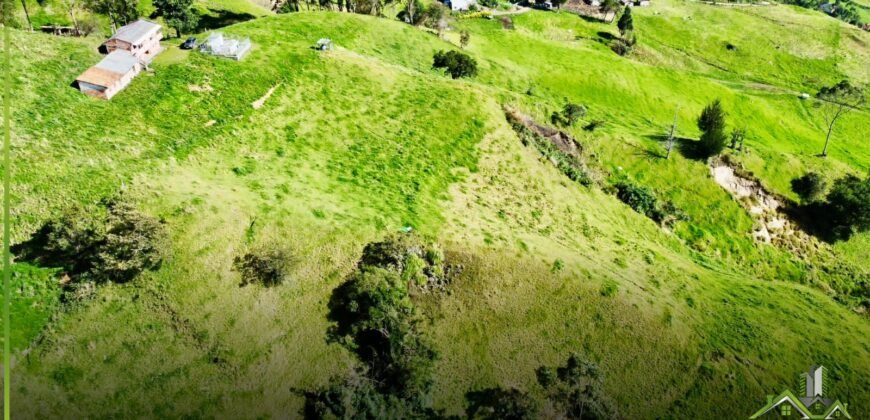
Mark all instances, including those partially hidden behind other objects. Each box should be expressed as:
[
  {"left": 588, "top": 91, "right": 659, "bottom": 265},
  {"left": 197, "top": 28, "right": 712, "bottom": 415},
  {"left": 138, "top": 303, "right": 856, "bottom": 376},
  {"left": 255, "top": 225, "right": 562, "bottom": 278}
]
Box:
[
  {"left": 233, "top": 248, "right": 293, "bottom": 286},
  {"left": 13, "top": 201, "right": 167, "bottom": 283},
  {"left": 466, "top": 388, "right": 539, "bottom": 419},
  {"left": 614, "top": 182, "right": 658, "bottom": 219},
  {"left": 791, "top": 172, "right": 827, "bottom": 203},
  {"left": 551, "top": 103, "right": 587, "bottom": 127},
  {"left": 583, "top": 120, "right": 605, "bottom": 131},
  {"left": 433, "top": 50, "right": 478, "bottom": 79}
]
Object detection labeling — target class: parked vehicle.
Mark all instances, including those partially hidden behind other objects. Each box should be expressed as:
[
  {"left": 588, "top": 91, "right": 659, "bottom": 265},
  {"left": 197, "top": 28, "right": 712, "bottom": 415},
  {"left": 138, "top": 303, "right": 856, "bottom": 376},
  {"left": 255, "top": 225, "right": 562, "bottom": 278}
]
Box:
[{"left": 180, "top": 37, "right": 197, "bottom": 50}]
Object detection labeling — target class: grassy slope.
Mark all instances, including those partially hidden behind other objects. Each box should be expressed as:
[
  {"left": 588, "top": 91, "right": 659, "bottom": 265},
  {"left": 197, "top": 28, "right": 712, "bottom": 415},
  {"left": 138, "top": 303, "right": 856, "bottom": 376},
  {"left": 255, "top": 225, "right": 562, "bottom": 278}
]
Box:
[{"left": 6, "top": 2, "right": 870, "bottom": 419}]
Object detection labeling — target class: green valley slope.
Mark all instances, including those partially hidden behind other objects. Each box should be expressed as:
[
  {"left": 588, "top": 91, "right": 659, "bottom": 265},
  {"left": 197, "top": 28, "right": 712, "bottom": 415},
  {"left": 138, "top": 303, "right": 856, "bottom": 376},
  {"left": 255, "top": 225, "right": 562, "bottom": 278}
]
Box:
[{"left": 6, "top": 1, "right": 870, "bottom": 418}]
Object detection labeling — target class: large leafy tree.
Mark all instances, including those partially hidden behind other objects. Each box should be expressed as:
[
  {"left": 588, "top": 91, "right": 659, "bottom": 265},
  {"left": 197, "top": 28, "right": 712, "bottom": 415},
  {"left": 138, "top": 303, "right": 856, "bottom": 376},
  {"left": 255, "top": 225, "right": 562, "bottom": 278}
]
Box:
[
  {"left": 85, "top": 0, "right": 139, "bottom": 32},
  {"left": 432, "top": 50, "right": 477, "bottom": 79},
  {"left": 824, "top": 174, "right": 870, "bottom": 240},
  {"left": 815, "top": 80, "right": 865, "bottom": 157},
  {"left": 153, "top": 0, "right": 199, "bottom": 37}
]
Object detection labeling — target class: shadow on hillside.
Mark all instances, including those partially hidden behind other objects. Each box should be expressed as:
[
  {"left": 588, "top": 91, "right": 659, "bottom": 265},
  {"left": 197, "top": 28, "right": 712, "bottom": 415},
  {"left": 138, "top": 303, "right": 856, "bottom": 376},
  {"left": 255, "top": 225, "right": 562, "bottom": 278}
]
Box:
[
  {"left": 645, "top": 134, "right": 708, "bottom": 161},
  {"left": 781, "top": 202, "right": 854, "bottom": 244},
  {"left": 620, "top": 137, "right": 665, "bottom": 160},
  {"left": 197, "top": 9, "right": 259, "bottom": 32}
]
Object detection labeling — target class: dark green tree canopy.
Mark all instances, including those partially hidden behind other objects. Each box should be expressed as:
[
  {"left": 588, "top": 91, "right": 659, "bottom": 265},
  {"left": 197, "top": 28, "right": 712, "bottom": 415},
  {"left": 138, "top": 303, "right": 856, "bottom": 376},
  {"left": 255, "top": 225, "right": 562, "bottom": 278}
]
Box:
[
  {"left": 432, "top": 50, "right": 478, "bottom": 79},
  {"left": 153, "top": 0, "right": 199, "bottom": 37},
  {"left": 536, "top": 354, "right": 619, "bottom": 419},
  {"left": 696, "top": 99, "right": 727, "bottom": 157},
  {"left": 466, "top": 387, "right": 539, "bottom": 420},
  {"left": 617, "top": 7, "right": 633, "bottom": 35},
  {"left": 825, "top": 174, "right": 870, "bottom": 239}
]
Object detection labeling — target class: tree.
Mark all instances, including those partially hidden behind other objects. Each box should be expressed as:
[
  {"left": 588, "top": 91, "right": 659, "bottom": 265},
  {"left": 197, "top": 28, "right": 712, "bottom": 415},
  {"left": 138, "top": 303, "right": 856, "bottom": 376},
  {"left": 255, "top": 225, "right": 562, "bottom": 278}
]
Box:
[
  {"left": 0, "top": 0, "right": 14, "bottom": 26},
  {"left": 20, "top": 0, "right": 32, "bottom": 30},
  {"left": 551, "top": 0, "right": 567, "bottom": 9},
  {"left": 551, "top": 102, "right": 587, "bottom": 127},
  {"left": 327, "top": 266, "right": 437, "bottom": 398},
  {"left": 824, "top": 174, "right": 870, "bottom": 239},
  {"left": 536, "top": 354, "right": 619, "bottom": 419},
  {"left": 12, "top": 201, "right": 167, "bottom": 283},
  {"left": 85, "top": 0, "right": 139, "bottom": 32},
  {"left": 617, "top": 7, "right": 633, "bottom": 37},
  {"left": 791, "top": 172, "right": 826, "bottom": 203},
  {"left": 466, "top": 388, "right": 539, "bottom": 420},
  {"left": 277, "top": 0, "right": 300, "bottom": 12},
  {"left": 432, "top": 50, "right": 478, "bottom": 79},
  {"left": 696, "top": 99, "right": 727, "bottom": 158},
  {"left": 460, "top": 30, "right": 470, "bottom": 49},
  {"left": 153, "top": 0, "right": 199, "bottom": 37},
  {"left": 599, "top": 0, "right": 621, "bottom": 23},
  {"left": 61, "top": 0, "right": 83, "bottom": 35},
  {"left": 815, "top": 80, "right": 865, "bottom": 157}
]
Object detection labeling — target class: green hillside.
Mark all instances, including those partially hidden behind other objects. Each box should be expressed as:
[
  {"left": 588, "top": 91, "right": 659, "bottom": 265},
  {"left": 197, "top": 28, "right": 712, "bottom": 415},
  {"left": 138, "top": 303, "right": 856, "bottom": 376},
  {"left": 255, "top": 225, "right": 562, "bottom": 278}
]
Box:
[{"left": 5, "top": 0, "right": 870, "bottom": 418}]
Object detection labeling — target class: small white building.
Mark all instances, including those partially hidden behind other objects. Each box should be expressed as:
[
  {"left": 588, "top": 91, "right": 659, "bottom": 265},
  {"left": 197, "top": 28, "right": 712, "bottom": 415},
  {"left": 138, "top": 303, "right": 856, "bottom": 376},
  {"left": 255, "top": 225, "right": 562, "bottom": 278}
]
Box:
[
  {"left": 198, "top": 32, "right": 252, "bottom": 60},
  {"left": 447, "top": 0, "right": 476, "bottom": 11}
]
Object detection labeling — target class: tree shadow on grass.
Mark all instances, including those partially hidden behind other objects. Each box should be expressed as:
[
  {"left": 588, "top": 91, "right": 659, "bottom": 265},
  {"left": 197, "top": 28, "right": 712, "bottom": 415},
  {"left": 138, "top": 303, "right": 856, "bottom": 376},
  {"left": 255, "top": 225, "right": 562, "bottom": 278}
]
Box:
[
  {"left": 619, "top": 137, "right": 665, "bottom": 160},
  {"left": 645, "top": 134, "right": 709, "bottom": 161},
  {"left": 196, "top": 9, "right": 258, "bottom": 32},
  {"left": 780, "top": 201, "right": 854, "bottom": 244}
]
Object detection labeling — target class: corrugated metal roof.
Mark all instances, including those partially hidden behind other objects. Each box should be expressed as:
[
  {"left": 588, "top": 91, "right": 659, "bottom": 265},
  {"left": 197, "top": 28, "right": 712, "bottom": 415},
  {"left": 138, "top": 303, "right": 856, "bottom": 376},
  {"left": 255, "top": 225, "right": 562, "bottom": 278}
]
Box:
[
  {"left": 76, "top": 67, "right": 123, "bottom": 88},
  {"left": 76, "top": 50, "right": 138, "bottom": 88},
  {"left": 111, "top": 19, "right": 161, "bottom": 44},
  {"left": 94, "top": 50, "right": 139, "bottom": 75}
]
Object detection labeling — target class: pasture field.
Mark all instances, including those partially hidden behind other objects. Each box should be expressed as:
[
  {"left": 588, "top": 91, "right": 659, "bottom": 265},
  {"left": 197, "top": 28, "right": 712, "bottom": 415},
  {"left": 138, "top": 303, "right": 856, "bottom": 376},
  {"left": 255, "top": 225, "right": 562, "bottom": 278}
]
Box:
[{"left": 4, "top": 0, "right": 869, "bottom": 418}]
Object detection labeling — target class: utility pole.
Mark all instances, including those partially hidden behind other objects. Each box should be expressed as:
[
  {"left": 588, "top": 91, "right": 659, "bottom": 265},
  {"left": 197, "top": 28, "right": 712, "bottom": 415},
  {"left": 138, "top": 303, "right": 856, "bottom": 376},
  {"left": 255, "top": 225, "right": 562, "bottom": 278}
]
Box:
[{"left": 666, "top": 108, "right": 678, "bottom": 159}]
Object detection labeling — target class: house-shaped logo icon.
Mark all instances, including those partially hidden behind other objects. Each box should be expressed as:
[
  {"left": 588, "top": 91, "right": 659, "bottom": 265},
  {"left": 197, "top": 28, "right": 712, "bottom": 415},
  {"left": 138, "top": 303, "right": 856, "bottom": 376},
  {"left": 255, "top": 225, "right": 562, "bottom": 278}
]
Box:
[{"left": 749, "top": 366, "right": 852, "bottom": 419}]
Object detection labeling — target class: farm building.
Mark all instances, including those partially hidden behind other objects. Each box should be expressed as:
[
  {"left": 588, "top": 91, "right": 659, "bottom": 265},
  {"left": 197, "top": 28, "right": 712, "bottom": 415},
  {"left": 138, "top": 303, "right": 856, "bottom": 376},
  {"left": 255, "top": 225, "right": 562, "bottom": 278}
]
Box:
[
  {"left": 198, "top": 33, "right": 252, "bottom": 60},
  {"left": 446, "top": 0, "right": 476, "bottom": 11},
  {"left": 104, "top": 19, "right": 163, "bottom": 63},
  {"left": 75, "top": 20, "right": 163, "bottom": 100},
  {"left": 76, "top": 50, "right": 144, "bottom": 100}
]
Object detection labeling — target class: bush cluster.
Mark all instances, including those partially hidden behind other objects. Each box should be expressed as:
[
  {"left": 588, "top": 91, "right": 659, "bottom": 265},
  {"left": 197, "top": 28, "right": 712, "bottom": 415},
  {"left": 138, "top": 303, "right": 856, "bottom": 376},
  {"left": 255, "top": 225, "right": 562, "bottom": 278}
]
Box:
[
  {"left": 433, "top": 50, "right": 478, "bottom": 79},
  {"left": 551, "top": 103, "right": 587, "bottom": 127},
  {"left": 510, "top": 121, "right": 593, "bottom": 187},
  {"left": 614, "top": 181, "right": 682, "bottom": 225},
  {"left": 233, "top": 248, "right": 293, "bottom": 287}
]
